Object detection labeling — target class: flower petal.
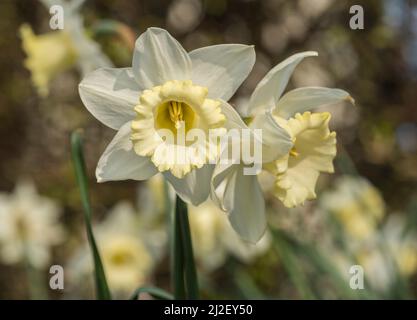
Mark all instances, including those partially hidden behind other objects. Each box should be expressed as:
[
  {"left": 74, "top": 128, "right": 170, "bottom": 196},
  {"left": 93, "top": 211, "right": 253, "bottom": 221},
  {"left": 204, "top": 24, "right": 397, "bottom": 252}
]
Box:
[
  {"left": 250, "top": 111, "right": 293, "bottom": 162},
  {"left": 274, "top": 87, "right": 354, "bottom": 119},
  {"left": 132, "top": 27, "right": 192, "bottom": 88},
  {"left": 96, "top": 122, "right": 158, "bottom": 182},
  {"left": 220, "top": 100, "right": 247, "bottom": 129},
  {"left": 243, "top": 51, "right": 318, "bottom": 117},
  {"left": 163, "top": 165, "right": 214, "bottom": 206},
  {"left": 79, "top": 67, "right": 139, "bottom": 130},
  {"left": 189, "top": 44, "right": 256, "bottom": 101},
  {"left": 212, "top": 163, "right": 266, "bottom": 243}
]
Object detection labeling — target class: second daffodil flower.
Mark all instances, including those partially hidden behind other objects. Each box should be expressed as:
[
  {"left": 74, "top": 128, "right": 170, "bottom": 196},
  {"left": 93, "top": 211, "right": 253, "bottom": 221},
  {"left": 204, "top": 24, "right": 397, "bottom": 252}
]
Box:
[
  {"left": 212, "top": 51, "right": 353, "bottom": 242},
  {"left": 79, "top": 27, "right": 255, "bottom": 205}
]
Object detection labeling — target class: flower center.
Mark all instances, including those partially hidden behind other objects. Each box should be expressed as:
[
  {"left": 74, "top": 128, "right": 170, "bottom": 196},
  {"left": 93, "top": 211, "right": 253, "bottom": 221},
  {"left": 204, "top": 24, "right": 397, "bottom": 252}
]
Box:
[
  {"left": 168, "top": 101, "right": 184, "bottom": 129},
  {"left": 110, "top": 250, "right": 135, "bottom": 266},
  {"left": 155, "top": 100, "right": 196, "bottom": 134},
  {"left": 289, "top": 146, "right": 299, "bottom": 157},
  {"left": 131, "top": 80, "right": 226, "bottom": 178}
]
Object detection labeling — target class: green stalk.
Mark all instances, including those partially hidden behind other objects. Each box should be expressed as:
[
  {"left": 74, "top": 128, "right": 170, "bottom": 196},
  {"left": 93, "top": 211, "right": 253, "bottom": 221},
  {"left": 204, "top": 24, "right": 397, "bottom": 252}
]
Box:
[
  {"left": 176, "top": 196, "right": 199, "bottom": 299},
  {"left": 24, "top": 260, "right": 48, "bottom": 300},
  {"left": 171, "top": 192, "right": 185, "bottom": 299},
  {"left": 70, "top": 130, "right": 111, "bottom": 300},
  {"left": 170, "top": 195, "right": 199, "bottom": 299}
]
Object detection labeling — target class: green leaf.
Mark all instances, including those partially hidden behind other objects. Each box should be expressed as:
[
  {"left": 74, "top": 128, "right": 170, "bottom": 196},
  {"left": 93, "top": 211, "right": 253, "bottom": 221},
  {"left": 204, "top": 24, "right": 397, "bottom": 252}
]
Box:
[
  {"left": 130, "top": 286, "right": 174, "bottom": 300},
  {"left": 273, "top": 229, "right": 369, "bottom": 299},
  {"left": 273, "top": 230, "right": 315, "bottom": 299},
  {"left": 70, "top": 130, "right": 112, "bottom": 300},
  {"left": 171, "top": 192, "right": 186, "bottom": 299}
]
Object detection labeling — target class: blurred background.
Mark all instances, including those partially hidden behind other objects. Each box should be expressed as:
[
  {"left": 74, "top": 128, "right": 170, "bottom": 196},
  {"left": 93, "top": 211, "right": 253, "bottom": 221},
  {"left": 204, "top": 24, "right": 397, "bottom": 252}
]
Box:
[{"left": 0, "top": 0, "right": 416, "bottom": 299}]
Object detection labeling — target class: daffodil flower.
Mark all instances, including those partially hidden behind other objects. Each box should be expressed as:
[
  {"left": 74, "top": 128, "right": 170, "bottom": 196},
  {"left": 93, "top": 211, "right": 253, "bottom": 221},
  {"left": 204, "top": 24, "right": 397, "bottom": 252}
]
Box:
[
  {"left": 212, "top": 51, "right": 353, "bottom": 242},
  {"left": 0, "top": 180, "right": 64, "bottom": 268},
  {"left": 243, "top": 52, "right": 353, "bottom": 208},
  {"left": 20, "top": 0, "right": 112, "bottom": 96},
  {"left": 79, "top": 27, "right": 255, "bottom": 205}
]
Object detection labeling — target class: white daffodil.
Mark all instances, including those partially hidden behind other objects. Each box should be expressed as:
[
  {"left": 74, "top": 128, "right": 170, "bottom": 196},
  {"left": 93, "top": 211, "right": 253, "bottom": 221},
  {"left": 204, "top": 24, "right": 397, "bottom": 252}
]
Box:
[
  {"left": 79, "top": 27, "right": 255, "bottom": 205},
  {"left": 244, "top": 52, "right": 354, "bottom": 209},
  {"left": 68, "top": 201, "right": 165, "bottom": 295},
  {"left": 330, "top": 215, "right": 417, "bottom": 293},
  {"left": 20, "top": 0, "right": 112, "bottom": 96},
  {"left": 320, "top": 175, "right": 385, "bottom": 240},
  {"left": 382, "top": 215, "right": 417, "bottom": 278},
  {"left": 212, "top": 51, "right": 353, "bottom": 242},
  {"left": 0, "top": 180, "right": 64, "bottom": 268}
]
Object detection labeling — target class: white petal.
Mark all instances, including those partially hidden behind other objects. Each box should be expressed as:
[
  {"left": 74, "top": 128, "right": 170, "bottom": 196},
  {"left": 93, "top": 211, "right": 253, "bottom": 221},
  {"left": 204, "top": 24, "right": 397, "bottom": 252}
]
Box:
[
  {"left": 212, "top": 163, "right": 266, "bottom": 243},
  {"left": 243, "top": 51, "right": 318, "bottom": 117},
  {"left": 96, "top": 122, "right": 158, "bottom": 182},
  {"left": 164, "top": 165, "right": 214, "bottom": 206},
  {"left": 132, "top": 27, "right": 191, "bottom": 88},
  {"left": 189, "top": 44, "right": 256, "bottom": 101},
  {"left": 250, "top": 112, "right": 293, "bottom": 162},
  {"left": 220, "top": 100, "right": 247, "bottom": 129},
  {"left": 274, "top": 87, "right": 354, "bottom": 119},
  {"left": 79, "top": 68, "right": 139, "bottom": 130}
]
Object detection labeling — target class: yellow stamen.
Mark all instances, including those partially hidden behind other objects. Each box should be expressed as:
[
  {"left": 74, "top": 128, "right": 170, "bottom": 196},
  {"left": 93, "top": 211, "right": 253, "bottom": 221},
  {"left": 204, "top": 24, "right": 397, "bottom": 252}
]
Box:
[
  {"left": 290, "top": 147, "right": 299, "bottom": 157},
  {"left": 168, "top": 101, "right": 183, "bottom": 129}
]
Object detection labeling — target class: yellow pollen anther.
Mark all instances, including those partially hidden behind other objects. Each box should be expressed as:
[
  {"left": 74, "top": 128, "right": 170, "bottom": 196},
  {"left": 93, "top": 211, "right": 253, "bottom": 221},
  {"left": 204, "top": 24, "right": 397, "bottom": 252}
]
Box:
[
  {"left": 290, "top": 147, "right": 299, "bottom": 157},
  {"left": 168, "top": 101, "right": 184, "bottom": 129}
]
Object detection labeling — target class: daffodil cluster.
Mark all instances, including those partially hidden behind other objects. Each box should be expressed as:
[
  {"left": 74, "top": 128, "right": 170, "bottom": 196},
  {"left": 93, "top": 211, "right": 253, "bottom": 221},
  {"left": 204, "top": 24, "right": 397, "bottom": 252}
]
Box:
[{"left": 79, "top": 28, "right": 353, "bottom": 244}]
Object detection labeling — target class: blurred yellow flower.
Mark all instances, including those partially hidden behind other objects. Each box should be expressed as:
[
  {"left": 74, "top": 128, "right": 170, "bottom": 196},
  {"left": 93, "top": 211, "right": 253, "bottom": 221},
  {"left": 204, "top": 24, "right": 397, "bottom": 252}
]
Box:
[
  {"left": 20, "top": 0, "right": 112, "bottom": 96},
  {"left": 68, "top": 201, "right": 165, "bottom": 295},
  {"left": 100, "top": 234, "right": 152, "bottom": 292},
  {"left": 384, "top": 215, "right": 417, "bottom": 277},
  {"left": 320, "top": 175, "right": 385, "bottom": 240},
  {"left": 0, "top": 180, "right": 64, "bottom": 268},
  {"left": 396, "top": 246, "right": 417, "bottom": 276},
  {"left": 95, "top": 202, "right": 155, "bottom": 293},
  {"left": 20, "top": 24, "right": 78, "bottom": 96}
]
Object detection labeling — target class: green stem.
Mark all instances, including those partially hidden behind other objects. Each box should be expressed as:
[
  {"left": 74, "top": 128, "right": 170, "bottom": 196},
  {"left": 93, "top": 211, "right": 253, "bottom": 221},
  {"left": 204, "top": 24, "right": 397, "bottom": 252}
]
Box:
[
  {"left": 176, "top": 196, "right": 199, "bottom": 299},
  {"left": 171, "top": 195, "right": 199, "bottom": 299},
  {"left": 70, "top": 130, "right": 111, "bottom": 300},
  {"left": 171, "top": 195, "right": 186, "bottom": 299},
  {"left": 25, "top": 260, "right": 48, "bottom": 300}
]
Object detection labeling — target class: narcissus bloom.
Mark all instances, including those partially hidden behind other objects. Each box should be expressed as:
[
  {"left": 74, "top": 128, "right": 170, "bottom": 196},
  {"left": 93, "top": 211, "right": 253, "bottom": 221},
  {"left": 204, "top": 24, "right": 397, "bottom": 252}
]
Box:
[
  {"left": 320, "top": 175, "right": 385, "bottom": 240},
  {"left": 68, "top": 201, "right": 164, "bottom": 294},
  {"left": 0, "top": 180, "right": 64, "bottom": 268},
  {"left": 20, "top": 0, "right": 112, "bottom": 96},
  {"left": 79, "top": 27, "right": 255, "bottom": 205},
  {"left": 244, "top": 52, "right": 353, "bottom": 208},
  {"left": 212, "top": 51, "right": 353, "bottom": 242}
]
